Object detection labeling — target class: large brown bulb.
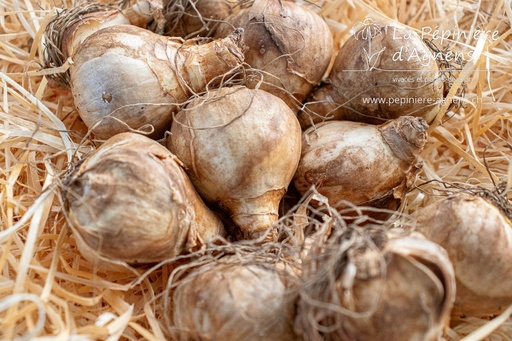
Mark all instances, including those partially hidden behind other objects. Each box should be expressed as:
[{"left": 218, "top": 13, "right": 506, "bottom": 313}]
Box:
[
  {"left": 168, "top": 86, "right": 302, "bottom": 240},
  {"left": 62, "top": 133, "right": 225, "bottom": 266},
  {"left": 69, "top": 25, "right": 244, "bottom": 139},
  {"left": 299, "top": 21, "right": 444, "bottom": 128},
  {"left": 214, "top": 0, "right": 334, "bottom": 112},
  {"left": 294, "top": 116, "right": 428, "bottom": 214}
]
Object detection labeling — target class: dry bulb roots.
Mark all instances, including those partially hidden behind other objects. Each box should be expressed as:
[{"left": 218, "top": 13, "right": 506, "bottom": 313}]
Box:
[{"left": 296, "top": 228, "right": 455, "bottom": 341}]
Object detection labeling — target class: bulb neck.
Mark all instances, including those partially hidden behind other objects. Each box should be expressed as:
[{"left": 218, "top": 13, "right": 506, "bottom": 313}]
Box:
[{"left": 379, "top": 116, "right": 428, "bottom": 164}]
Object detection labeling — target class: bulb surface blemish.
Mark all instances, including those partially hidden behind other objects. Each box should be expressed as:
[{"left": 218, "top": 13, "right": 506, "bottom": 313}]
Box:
[{"left": 102, "top": 92, "right": 113, "bottom": 103}]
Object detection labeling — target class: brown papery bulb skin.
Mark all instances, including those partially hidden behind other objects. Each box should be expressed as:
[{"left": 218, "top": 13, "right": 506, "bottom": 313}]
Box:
[
  {"left": 298, "top": 83, "right": 344, "bottom": 129},
  {"left": 298, "top": 20, "right": 444, "bottom": 128},
  {"left": 293, "top": 116, "right": 428, "bottom": 213},
  {"left": 296, "top": 231, "right": 455, "bottom": 341},
  {"left": 168, "top": 86, "right": 302, "bottom": 240},
  {"left": 69, "top": 25, "right": 244, "bottom": 140},
  {"left": 214, "top": 0, "right": 334, "bottom": 112},
  {"left": 172, "top": 260, "right": 300, "bottom": 340},
  {"left": 62, "top": 133, "right": 225, "bottom": 266},
  {"left": 413, "top": 194, "right": 512, "bottom": 316},
  {"left": 59, "top": 10, "right": 130, "bottom": 61},
  {"left": 121, "top": 1, "right": 157, "bottom": 28}
]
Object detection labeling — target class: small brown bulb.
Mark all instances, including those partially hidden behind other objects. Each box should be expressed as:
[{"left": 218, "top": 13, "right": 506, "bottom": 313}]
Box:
[
  {"left": 171, "top": 258, "right": 300, "bottom": 340},
  {"left": 293, "top": 116, "right": 428, "bottom": 214}
]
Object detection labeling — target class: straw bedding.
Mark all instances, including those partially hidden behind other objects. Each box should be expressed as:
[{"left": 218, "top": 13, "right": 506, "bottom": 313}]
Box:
[{"left": 0, "top": 0, "right": 511, "bottom": 339}]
